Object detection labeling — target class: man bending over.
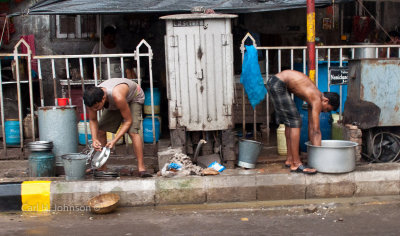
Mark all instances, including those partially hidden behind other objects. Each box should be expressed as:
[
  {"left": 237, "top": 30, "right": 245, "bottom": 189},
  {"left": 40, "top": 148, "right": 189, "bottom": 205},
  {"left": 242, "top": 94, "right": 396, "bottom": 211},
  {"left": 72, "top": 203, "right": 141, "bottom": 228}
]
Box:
[
  {"left": 266, "top": 70, "right": 339, "bottom": 174},
  {"left": 83, "top": 78, "right": 152, "bottom": 177}
]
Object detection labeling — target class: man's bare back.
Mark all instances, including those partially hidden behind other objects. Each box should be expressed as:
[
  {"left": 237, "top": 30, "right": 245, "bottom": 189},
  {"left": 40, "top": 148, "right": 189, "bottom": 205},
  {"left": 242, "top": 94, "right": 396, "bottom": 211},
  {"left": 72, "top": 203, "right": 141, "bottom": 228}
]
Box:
[{"left": 275, "top": 70, "right": 322, "bottom": 106}]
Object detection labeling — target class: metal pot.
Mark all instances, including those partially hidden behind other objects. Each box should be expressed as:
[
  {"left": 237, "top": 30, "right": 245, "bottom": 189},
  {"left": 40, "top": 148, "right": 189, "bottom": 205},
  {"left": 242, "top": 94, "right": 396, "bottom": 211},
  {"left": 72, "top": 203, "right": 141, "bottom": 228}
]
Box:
[
  {"left": 306, "top": 140, "right": 358, "bottom": 173},
  {"left": 354, "top": 43, "right": 378, "bottom": 59}
]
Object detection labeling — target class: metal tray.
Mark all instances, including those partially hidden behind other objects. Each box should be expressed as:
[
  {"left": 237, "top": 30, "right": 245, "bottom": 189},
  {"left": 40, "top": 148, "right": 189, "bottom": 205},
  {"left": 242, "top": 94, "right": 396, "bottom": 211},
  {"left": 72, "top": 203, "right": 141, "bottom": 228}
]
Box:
[{"left": 94, "top": 171, "right": 119, "bottom": 179}]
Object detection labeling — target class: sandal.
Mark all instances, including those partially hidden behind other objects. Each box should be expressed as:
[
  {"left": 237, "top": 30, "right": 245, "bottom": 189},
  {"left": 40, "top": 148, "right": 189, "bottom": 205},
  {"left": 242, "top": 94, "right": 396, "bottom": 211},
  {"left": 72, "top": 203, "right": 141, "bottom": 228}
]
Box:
[
  {"left": 290, "top": 164, "right": 317, "bottom": 175},
  {"left": 138, "top": 171, "right": 153, "bottom": 178}
]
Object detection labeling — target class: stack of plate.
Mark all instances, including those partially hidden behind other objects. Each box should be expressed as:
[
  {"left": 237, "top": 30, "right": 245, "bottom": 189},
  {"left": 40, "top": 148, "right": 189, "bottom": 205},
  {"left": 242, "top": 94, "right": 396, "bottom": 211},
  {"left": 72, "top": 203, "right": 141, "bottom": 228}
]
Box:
[{"left": 26, "top": 141, "right": 53, "bottom": 151}]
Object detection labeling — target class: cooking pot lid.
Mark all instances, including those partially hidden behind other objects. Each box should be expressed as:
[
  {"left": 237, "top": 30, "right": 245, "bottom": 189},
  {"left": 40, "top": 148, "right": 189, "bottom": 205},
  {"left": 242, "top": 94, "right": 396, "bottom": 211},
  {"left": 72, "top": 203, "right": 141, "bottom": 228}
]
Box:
[{"left": 91, "top": 147, "right": 111, "bottom": 169}]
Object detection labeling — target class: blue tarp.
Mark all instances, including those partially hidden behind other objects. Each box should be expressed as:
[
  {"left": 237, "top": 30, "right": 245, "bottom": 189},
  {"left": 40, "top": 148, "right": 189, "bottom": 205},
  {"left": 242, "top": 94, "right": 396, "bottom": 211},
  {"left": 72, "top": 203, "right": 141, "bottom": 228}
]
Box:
[{"left": 240, "top": 45, "right": 267, "bottom": 109}]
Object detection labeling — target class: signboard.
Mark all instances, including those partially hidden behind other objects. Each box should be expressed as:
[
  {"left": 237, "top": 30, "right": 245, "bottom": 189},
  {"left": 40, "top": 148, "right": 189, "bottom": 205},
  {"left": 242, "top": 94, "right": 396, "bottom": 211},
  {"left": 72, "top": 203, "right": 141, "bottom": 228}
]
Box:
[
  {"left": 329, "top": 66, "right": 348, "bottom": 85},
  {"left": 173, "top": 20, "right": 204, "bottom": 27}
]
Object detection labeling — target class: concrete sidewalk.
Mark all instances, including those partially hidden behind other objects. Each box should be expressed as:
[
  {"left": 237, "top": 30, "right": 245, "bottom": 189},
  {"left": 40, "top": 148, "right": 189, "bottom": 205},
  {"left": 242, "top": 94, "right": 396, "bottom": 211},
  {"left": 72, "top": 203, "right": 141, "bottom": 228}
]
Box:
[
  {"left": 1, "top": 161, "right": 399, "bottom": 211},
  {"left": 49, "top": 162, "right": 400, "bottom": 207},
  {"left": 1, "top": 138, "right": 399, "bottom": 211}
]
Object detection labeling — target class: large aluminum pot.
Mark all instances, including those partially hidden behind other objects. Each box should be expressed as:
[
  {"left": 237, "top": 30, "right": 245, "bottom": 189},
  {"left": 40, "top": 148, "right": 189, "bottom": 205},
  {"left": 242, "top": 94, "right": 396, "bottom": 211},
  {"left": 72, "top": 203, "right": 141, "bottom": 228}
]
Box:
[{"left": 306, "top": 140, "right": 358, "bottom": 173}]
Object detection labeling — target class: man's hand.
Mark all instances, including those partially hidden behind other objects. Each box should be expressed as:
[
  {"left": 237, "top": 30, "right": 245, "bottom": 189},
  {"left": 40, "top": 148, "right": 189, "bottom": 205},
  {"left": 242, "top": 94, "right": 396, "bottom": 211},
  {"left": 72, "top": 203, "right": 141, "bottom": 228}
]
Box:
[
  {"left": 105, "top": 139, "right": 117, "bottom": 150},
  {"left": 92, "top": 139, "right": 103, "bottom": 151}
]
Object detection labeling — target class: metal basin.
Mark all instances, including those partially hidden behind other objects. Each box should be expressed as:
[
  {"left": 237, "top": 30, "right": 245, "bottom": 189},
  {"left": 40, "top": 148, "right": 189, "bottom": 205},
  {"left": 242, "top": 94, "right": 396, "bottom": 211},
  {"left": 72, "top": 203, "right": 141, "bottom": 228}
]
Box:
[
  {"left": 88, "top": 193, "right": 120, "bottom": 214},
  {"left": 306, "top": 140, "right": 358, "bottom": 173}
]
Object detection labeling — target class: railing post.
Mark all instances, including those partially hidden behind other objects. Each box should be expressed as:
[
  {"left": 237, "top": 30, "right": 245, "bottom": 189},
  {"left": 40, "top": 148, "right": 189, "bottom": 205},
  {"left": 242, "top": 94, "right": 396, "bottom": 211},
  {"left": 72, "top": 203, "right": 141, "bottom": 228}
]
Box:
[{"left": 307, "top": 0, "right": 316, "bottom": 83}]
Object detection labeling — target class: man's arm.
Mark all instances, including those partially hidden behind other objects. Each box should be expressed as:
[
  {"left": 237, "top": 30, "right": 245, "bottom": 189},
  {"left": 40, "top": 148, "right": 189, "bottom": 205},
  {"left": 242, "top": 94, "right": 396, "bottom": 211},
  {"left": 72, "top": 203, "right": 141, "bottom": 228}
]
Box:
[
  {"left": 308, "top": 105, "right": 322, "bottom": 146},
  {"left": 88, "top": 108, "right": 102, "bottom": 150}
]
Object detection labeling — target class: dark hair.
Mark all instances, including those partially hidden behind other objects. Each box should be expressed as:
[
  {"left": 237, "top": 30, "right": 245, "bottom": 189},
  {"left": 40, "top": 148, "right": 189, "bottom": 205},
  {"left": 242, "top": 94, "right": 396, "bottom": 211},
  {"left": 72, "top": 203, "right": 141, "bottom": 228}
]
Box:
[
  {"left": 387, "top": 31, "right": 400, "bottom": 42},
  {"left": 83, "top": 86, "right": 104, "bottom": 107},
  {"left": 323, "top": 92, "right": 340, "bottom": 111},
  {"left": 103, "top": 25, "right": 116, "bottom": 36}
]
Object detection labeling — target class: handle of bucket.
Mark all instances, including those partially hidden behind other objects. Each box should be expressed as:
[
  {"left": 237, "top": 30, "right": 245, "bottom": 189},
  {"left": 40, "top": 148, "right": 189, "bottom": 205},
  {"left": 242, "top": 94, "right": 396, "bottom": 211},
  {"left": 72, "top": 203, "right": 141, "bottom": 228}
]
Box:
[
  {"left": 80, "top": 143, "right": 95, "bottom": 165},
  {"left": 241, "top": 138, "right": 273, "bottom": 148}
]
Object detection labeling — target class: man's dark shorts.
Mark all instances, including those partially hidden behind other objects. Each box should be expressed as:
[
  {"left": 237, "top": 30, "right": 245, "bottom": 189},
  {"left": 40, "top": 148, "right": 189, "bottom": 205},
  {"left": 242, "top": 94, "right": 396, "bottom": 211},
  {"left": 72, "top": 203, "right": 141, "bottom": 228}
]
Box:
[{"left": 266, "top": 75, "right": 302, "bottom": 128}]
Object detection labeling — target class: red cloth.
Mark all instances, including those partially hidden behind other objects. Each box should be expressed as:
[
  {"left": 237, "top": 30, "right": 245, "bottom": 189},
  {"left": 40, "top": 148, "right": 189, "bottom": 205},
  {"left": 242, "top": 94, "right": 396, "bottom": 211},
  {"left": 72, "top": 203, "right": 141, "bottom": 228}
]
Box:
[{"left": 352, "top": 16, "right": 371, "bottom": 43}]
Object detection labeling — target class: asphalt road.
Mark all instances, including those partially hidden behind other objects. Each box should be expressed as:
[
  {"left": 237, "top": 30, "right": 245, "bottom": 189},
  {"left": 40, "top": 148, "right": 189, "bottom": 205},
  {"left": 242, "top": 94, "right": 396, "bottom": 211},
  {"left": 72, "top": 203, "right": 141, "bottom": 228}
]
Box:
[{"left": 1, "top": 196, "right": 400, "bottom": 236}]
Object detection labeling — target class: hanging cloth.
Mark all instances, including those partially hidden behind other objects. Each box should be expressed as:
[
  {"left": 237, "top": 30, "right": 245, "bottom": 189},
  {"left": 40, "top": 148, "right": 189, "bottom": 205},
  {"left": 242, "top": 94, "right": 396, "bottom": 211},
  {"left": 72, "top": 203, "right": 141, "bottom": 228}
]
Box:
[{"left": 240, "top": 45, "right": 267, "bottom": 109}]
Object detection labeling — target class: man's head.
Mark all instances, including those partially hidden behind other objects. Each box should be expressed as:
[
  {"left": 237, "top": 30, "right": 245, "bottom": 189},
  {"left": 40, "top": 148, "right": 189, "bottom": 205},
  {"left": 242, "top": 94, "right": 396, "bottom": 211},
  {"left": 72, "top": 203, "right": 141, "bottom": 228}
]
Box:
[
  {"left": 322, "top": 92, "right": 340, "bottom": 112},
  {"left": 103, "top": 25, "right": 117, "bottom": 45},
  {"left": 83, "top": 86, "right": 105, "bottom": 111},
  {"left": 387, "top": 31, "right": 400, "bottom": 44}
]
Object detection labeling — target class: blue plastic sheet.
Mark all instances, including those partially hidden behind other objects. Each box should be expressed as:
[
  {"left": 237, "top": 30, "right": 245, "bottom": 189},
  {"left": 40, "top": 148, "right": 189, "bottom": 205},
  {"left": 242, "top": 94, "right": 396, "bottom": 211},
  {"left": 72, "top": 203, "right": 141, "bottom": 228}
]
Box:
[{"left": 240, "top": 45, "right": 267, "bottom": 109}]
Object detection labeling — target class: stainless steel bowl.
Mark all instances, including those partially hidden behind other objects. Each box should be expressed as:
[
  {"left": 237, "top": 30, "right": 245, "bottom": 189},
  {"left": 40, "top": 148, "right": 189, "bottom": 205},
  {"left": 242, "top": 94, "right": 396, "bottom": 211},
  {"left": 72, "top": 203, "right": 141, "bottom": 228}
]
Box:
[{"left": 306, "top": 140, "right": 358, "bottom": 173}]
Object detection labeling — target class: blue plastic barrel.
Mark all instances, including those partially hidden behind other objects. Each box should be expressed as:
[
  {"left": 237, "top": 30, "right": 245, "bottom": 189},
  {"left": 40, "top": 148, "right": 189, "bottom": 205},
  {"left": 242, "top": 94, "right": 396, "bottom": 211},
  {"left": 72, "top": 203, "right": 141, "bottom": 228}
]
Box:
[
  {"left": 144, "top": 88, "right": 160, "bottom": 114},
  {"left": 143, "top": 117, "right": 160, "bottom": 143},
  {"left": 299, "top": 107, "right": 332, "bottom": 152},
  {"left": 5, "top": 120, "right": 20, "bottom": 145},
  {"left": 78, "top": 121, "right": 92, "bottom": 145}
]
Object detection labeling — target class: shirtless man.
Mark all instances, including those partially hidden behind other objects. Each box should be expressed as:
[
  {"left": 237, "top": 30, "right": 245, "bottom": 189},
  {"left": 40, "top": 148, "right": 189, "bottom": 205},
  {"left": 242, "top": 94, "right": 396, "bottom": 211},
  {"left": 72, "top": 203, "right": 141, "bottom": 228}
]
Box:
[
  {"left": 266, "top": 70, "right": 340, "bottom": 174},
  {"left": 83, "top": 78, "right": 152, "bottom": 177}
]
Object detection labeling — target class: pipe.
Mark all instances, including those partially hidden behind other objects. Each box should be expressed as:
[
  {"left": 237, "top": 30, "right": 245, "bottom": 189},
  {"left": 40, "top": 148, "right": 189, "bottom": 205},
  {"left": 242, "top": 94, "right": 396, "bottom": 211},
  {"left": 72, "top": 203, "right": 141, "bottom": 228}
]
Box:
[{"left": 193, "top": 139, "right": 207, "bottom": 164}]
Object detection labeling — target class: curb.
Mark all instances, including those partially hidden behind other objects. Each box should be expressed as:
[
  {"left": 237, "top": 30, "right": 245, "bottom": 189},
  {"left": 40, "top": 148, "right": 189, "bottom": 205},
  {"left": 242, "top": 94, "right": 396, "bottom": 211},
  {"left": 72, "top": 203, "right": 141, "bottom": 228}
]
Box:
[
  {"left": 0, "top": 181, "right": 51, "bottom": 211},
  {"left": 1, "top": 164, "right": 400, "bottom": 211}
]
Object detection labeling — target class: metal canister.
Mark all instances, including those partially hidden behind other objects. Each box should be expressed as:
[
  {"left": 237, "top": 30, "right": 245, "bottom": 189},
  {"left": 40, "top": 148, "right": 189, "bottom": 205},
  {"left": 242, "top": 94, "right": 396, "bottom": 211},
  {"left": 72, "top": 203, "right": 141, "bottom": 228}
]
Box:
[
  {"left": 27, "top": 141, "right": 55, "bottom": 177},
  {"left": 38, "top": 106, "right": 78, "bottom": 175}
]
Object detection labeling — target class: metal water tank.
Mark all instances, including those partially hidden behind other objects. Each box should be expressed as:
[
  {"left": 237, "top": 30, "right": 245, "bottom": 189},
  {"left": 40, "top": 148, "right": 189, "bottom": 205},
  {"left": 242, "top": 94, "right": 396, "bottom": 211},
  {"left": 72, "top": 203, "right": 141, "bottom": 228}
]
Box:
[
  {"left": 161, "top": 13, "right": 237, "bottom": 131},
  {"left": 38, "top": 106, "right": 78, "bottom": 174}
]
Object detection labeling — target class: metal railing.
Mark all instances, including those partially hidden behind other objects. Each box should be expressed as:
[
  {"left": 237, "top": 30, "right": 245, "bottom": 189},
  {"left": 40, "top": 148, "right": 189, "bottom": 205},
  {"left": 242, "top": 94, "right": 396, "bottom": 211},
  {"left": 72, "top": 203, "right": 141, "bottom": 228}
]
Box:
[
  {"left": 240, "top": 32, "right": 400, "bottom": 141},
  {"left": 0, "top": 38, "right": 156, "bottom": 158}
]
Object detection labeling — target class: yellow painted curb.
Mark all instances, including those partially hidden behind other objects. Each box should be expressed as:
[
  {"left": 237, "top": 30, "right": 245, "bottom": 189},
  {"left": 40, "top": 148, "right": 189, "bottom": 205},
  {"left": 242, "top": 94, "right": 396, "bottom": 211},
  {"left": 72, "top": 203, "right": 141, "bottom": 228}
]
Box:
[{"left": 21, "top": 181, "right": 51, "bottom": 211}]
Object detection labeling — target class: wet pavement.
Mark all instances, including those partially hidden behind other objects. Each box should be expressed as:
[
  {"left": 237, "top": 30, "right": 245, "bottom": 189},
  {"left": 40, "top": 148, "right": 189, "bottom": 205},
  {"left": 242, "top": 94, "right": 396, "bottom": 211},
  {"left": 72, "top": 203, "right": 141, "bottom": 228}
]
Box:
[{"left": 1, "top": 195, "right": 400, "bottom": 235}]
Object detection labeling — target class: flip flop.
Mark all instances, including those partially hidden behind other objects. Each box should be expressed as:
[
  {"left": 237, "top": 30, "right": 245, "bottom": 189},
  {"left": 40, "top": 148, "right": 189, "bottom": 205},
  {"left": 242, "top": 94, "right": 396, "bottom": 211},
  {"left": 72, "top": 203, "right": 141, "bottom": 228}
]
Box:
[
  {"left": 138, "top": 171, "right": 153, "bottom": 178},
  {"left": 284, "top": 164, "right": 291, "bottom": 168},
  {"left": 290, "top": 164, "right": 317, "bottom": 175}
]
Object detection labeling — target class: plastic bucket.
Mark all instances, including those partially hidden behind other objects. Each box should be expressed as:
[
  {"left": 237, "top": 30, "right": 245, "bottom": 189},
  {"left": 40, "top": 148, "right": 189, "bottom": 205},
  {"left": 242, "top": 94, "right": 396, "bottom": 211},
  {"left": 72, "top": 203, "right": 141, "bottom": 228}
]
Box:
[
  {"left": 144, "top": 88, "right": 160, "bottom": 114},
  {"left": 57, "top": 98, "right": 69, "bottom": 106},
  {"left": 5, "top": 119, "right": 20, "bottom": 145},
  {"left": 238, "top": 139, "right": 262, "bottom": 168},
  {"left": 61, "top": 153, "right": 87, "bottom": 180},
  {"left": 143, "top": 117, "right": 160, "bottom": 143}
]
